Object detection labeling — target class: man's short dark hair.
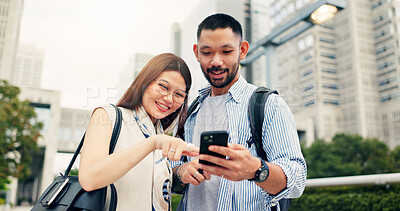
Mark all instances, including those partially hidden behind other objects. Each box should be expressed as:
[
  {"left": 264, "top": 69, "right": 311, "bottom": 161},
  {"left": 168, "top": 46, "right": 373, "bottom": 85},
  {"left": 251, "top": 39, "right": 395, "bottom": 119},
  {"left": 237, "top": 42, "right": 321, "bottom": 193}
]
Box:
[{"left": 197, "top": 13, "right": 243, "bottom": 41}]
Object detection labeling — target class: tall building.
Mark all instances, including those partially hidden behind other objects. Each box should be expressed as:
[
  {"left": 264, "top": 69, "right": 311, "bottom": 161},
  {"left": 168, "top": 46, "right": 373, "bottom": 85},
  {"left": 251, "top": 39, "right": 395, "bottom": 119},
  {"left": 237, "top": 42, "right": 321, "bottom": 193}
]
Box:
[
  {"left": 171, "top": 23, "right": 182, "bottom": 56},
  {"left": 0, "top": 0, "right": 24, "bottom": 81},
  {"left": 11, "top": 43, "right": 44, "bottom": 88},
  {"left": 117, "top": 53, "right": 154, "bottom": 99},
  {"left": 267, "top": 0, "right": 400, "bottom": 148},
  {"left": 244, "top": 0, "right": 271, "bottom": 86}
]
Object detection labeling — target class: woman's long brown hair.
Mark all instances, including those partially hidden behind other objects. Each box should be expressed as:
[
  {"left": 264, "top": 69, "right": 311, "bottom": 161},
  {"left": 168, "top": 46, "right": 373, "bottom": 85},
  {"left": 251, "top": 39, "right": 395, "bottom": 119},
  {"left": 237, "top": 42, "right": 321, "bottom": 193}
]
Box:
[{"left": 117, "top": 53, "right": 192, "bottom": 133}]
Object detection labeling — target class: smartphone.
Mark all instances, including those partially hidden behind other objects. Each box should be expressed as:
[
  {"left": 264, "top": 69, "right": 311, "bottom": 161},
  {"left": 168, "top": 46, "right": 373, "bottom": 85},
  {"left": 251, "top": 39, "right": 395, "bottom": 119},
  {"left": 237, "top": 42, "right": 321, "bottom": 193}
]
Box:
[
  {"left": 41, "top": 177, "right": 69, "bottom": 207},
  {"left": 199, "top": 130, "right": 229, "bottom": 173}
]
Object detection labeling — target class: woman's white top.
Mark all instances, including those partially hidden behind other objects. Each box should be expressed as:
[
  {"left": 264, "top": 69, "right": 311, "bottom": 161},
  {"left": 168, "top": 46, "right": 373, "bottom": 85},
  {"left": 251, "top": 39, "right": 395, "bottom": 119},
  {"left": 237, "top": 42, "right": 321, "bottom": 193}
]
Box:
[{"left": 101, "top": 105, "right": 172, "bottom": 211}]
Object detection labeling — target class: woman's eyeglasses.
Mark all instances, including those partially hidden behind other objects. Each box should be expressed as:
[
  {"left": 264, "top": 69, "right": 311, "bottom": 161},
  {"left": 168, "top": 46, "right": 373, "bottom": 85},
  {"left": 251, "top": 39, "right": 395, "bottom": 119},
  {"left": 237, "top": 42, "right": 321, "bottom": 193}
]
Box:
[{"left": 154, "top": 80, "right": 187, "bottom": 104}]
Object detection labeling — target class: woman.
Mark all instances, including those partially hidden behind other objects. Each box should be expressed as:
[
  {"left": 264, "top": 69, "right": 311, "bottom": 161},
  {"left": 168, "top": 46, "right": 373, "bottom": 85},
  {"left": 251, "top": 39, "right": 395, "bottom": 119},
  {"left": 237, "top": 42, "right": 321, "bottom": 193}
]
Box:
[{"left": 79, "top": 53, "right": 197, "bottom": 210}]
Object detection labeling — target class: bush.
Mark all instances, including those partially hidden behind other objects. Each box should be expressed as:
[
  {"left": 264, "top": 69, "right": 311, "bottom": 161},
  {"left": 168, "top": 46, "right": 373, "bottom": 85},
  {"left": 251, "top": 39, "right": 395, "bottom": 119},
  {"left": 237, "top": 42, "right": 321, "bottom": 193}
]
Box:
[
  {"left": 290, "top": 185, "right": 400, "bottom": 211},
  {"left": 171, "top": 194, "right": 182, "bottom": 211}
]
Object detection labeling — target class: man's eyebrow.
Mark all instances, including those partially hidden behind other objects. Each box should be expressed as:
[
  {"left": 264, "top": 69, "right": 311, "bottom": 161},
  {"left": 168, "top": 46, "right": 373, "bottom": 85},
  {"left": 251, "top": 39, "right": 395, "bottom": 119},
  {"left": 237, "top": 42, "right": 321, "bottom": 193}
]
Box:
[
  {"left": 199, "top": 45, "right": 211, "bottom": 50},
  {"left": 199, "top": 43, "right": 235, "bottom": 50},
  {"left": 222, "top": 43, "right": 235, "bottom": 48}
]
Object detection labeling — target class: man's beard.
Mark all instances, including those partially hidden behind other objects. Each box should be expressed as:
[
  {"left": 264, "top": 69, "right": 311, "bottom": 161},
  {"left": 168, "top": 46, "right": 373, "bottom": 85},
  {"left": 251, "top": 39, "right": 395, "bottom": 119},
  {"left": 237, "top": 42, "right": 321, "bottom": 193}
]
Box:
[{"left": 201, "top": 61, "right": 239, "bottom": 88}]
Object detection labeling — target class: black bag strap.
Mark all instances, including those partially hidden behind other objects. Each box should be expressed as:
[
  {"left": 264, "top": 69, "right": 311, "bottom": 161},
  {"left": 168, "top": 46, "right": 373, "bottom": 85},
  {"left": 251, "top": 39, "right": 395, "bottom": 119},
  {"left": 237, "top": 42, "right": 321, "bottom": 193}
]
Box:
[
  {"left": 248, "top": 88, "right": 292, "bottom": 211},
  {"left": 64, "top": 104, "right": 122, "bottom": 175},
  {"left": 247, "top": 87, "right": 278, "bottom": 161},
  {"left": 176, "top": 96, "right": 200, "bottom": 139},
  {"left": 64, "top": 104, "right": 122, "bottom": 211}
]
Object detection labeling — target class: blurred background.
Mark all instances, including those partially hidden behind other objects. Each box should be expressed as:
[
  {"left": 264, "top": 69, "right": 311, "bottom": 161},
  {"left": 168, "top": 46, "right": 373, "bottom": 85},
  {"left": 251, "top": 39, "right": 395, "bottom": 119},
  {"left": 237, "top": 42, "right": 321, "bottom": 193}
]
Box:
[{"left": 0, "top": 0, "right": 399, "bottom": 210}]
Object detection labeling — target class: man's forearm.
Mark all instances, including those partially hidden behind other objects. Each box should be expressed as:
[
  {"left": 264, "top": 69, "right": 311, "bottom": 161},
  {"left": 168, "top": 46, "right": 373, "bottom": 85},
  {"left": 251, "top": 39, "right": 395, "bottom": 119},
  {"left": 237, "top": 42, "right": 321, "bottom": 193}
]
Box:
[{"left": 255, "top": 162, "right": 287, "bottom": 195}]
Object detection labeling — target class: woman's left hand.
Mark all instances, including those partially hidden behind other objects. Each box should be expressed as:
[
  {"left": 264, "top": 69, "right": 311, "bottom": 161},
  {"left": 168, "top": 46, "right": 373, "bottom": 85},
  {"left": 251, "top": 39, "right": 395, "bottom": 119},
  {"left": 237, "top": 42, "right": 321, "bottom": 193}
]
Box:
[{"left": 150, "top": 134, "right": 199, "bottom": 161}]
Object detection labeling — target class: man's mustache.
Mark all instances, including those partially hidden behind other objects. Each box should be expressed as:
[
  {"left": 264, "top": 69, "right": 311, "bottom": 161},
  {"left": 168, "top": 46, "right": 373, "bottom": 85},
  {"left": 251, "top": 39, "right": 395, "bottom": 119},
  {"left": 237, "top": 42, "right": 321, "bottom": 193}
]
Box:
[{"left": 207, "top": 66, "right": 228, "bottom": 73}]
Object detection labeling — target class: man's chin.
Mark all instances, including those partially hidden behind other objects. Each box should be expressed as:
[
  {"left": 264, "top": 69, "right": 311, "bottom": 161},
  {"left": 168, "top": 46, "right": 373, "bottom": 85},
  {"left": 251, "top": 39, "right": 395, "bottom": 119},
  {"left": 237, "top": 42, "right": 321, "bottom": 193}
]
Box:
[{"left": 210, "top": 80, "right": 228, "bottom": 88}]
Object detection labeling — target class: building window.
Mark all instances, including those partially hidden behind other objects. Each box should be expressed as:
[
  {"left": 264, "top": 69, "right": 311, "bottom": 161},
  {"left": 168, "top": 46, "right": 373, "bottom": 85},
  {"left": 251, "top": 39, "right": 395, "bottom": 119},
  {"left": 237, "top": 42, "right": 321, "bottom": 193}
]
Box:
[
  {"left": 378, "top": 60, "right": 394, "bottom": 70},
  {"left": 300, "top": 69, "right": 313, "bottom": 77},
  {"left": 58, "top": 127, "right": 72, "bottom": 142},
  {"left": 322, "top": 68, "right": 337, "bottom": 74},
  {"left": 319, "top": 38, "right": 335, "bottom": 44},
  {"left": 323, "top": 83, "right": 338, "bottom": 90},
  {"left": 298, "top": 34, "right": 314, "bottom": 51},
  {"left": 376, "top": 43, "right": 394, "bottom": 55},
  {"left": 374, "top": 26, "right": 393, "bottom": 39},
  {"left": 380, "top": 93, "right": 399, "bottom": 102},
  {"left": 323, "top": 99, "right": 339, "bottom": 106},
  {"left": 303, "top": 84, "right": 315, "bottom": 92},
  {"left": 379, "top": 76, "right": 397, "bottom": 86},
  {"left": 303, "top": 99, "right": 315, "bottom": 107},
  {"left": 321, "top": 53, "right": 337, "bottom": 60},
  {"left": 371, "top": 0, "right": 388, "bottom": 9}
]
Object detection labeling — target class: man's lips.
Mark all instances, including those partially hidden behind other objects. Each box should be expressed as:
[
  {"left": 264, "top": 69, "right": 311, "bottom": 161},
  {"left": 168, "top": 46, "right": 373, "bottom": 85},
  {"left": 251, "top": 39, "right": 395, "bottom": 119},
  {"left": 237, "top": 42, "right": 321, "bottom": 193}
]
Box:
[{"left": 208, "top": 67, "right": 227, "bottom": 79}]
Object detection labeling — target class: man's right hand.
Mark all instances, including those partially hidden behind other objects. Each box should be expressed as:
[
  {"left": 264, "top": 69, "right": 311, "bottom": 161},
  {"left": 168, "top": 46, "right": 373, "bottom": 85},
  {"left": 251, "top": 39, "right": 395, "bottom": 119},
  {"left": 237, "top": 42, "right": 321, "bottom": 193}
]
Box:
[{"left": 178, "top": 158, "right": 211, "bottom": 186}]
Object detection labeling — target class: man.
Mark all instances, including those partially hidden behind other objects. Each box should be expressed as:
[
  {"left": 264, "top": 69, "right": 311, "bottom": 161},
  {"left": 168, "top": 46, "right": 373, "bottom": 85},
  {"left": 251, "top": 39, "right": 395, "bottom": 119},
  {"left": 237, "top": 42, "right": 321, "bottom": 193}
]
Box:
[{"left": 172, "top": 13, "right": 307, "bottom": 211}]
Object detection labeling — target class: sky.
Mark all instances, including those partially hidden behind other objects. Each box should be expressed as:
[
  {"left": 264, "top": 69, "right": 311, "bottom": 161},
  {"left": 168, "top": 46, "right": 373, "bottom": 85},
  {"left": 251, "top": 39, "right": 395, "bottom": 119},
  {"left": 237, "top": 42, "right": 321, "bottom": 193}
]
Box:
[{"left": 19, "top": 0, "right": 202, "bottom": 110}]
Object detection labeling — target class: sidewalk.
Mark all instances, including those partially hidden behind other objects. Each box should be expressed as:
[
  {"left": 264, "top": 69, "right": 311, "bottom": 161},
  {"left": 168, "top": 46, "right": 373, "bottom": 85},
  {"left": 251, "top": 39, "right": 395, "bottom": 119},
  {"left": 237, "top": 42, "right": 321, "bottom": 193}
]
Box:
[
  {"left": 11, "top": 206, "right": 31, "bottom": 211},
  {"left": 0, "top": 206, "right": 31, "bottom": 211}
]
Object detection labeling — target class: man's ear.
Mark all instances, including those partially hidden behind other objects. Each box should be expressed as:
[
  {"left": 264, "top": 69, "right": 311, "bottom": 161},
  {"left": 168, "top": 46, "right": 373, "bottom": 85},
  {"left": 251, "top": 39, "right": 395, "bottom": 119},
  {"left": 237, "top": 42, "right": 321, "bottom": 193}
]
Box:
[
  {"left": 193, "top": 44, "right": 200, "bottom": 62},
  {"left": 239, "top": 41, "right": 250, "bottom": 60}
]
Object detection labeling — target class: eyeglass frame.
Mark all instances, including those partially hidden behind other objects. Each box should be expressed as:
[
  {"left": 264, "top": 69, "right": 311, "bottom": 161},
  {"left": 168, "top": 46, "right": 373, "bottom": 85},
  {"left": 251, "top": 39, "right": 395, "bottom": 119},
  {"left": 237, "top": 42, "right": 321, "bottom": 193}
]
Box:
[{"left": 153, "top": 79, "right": 188, "bottom": 104}]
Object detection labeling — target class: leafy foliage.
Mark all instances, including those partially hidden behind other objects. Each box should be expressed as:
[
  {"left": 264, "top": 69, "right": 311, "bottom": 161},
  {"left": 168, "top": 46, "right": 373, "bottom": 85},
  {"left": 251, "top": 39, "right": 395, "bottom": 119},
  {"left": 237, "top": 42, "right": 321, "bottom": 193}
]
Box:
[
  {"left": 291, "top": 185, "right": 400, "bottom": 211},
  {"left": 304, "top": 133, "right": 398, "bottom": 179},
  {"left": 0, "top": 80, "right": 42, "bottom": 190}
]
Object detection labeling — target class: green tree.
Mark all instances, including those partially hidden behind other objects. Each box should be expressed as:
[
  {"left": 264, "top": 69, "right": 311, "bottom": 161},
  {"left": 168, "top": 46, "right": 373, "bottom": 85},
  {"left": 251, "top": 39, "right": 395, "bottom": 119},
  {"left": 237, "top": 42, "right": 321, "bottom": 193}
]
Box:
[
  {"left": 305, "top": 134, "right": 395, "bottom": 178},
  {"left": 305, "top": 139, "right": 340, "bottom": 178},
  {"left": 360, "top": 138, "right": 391, "bottom": 174},
  {"left": 389, "top": 146, "right": 400, "bottom": 172},
  {"left": 0, "top": 80, "right": 42, "bottom": 190}
]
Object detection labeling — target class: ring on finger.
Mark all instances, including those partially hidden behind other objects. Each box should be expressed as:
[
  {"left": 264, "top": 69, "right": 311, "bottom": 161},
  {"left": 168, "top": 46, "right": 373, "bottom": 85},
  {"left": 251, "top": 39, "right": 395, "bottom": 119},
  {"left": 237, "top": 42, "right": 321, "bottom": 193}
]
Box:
[
  {"left": 193, "top": 171, "right": 199, "bottom": 178},
  {"left": 169, "top": 149, "right": 176, "bottom": 152}
]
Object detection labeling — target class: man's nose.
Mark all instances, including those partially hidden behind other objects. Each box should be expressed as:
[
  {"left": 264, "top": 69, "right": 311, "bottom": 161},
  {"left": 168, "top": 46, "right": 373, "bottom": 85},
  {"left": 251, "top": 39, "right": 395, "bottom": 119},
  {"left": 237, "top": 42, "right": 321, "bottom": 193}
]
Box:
[{"left": 210, "top": 54, "right": 223, "bottom": 66}]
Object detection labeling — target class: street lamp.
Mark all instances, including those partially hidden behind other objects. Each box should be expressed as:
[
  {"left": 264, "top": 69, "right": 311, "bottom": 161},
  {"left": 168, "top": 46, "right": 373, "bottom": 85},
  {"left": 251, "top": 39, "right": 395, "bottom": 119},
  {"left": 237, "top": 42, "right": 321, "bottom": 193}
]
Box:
[{"left": 241, "top": 0, "right": 346, "bottom": 86}]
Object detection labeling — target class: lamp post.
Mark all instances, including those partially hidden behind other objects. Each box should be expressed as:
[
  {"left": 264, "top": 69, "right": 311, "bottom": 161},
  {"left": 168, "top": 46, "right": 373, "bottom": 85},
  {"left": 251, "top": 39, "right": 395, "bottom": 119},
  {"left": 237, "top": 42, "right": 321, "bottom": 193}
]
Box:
[{"left": 241, "top": 0, "right": 346, "bottom": 86}]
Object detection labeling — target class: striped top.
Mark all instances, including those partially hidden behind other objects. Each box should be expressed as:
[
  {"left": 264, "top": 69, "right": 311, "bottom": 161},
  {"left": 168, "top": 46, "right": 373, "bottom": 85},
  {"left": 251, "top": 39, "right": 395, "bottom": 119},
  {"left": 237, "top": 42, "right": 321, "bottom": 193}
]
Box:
[{"left": 172, "top": 76, "right": 307, "bottom": 211}]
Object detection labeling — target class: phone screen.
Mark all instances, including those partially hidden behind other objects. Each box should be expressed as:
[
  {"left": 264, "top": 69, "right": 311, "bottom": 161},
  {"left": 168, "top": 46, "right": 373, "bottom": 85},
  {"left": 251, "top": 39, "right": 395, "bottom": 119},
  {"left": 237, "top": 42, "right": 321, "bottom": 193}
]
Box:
[{"left": 199, "top": 130, "right": 228, "bottom": 171}]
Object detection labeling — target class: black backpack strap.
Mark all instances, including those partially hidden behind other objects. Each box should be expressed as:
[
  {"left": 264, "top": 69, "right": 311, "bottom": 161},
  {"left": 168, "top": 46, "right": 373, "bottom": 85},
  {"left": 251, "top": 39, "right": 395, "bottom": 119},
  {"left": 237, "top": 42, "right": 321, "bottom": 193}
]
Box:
[
  {"left": 247, "top": 87, "right": 278, "bottom": 161},
  {"left": 248, "top": 88, "right": 292, "bottom": 211}
]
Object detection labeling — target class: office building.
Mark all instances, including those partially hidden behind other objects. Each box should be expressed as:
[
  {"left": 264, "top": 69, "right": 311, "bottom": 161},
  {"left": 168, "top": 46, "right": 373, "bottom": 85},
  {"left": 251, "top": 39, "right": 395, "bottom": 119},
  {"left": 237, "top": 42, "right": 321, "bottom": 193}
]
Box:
[
  {"left": 0, "top": 0, "right": 24, "bottom": 82},
  {"left": 267, "top": 0, "right": 400, "bottom": 148},
  {"left": 16, "top": 87, "right": 61, "bottom": 205},
  {"left": 11, "top": 43, "right": 44, "bottom": 88},
  {"left": 117, "top": 53, "right": 154, "bottom": 99},
  {"left": 58, "top": 108, "right": 91, "bottom": 153},
  {"left": 243, "top": 0, "right": 271, "bottom": 86}
]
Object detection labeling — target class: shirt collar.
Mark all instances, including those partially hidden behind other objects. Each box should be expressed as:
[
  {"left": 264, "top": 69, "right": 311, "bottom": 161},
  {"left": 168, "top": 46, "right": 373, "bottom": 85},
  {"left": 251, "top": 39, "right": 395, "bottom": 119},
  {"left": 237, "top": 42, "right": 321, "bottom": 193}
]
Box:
[{"left": 197, "top": 75, "right": 248, "bottom": 104}]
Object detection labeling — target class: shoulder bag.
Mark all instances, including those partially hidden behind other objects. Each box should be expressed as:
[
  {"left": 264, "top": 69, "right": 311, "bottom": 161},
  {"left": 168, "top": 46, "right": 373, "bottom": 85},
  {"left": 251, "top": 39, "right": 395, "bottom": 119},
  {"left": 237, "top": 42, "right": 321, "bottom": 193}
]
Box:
[{"left": 31, "top": 104, "right": 122, "bottom": 211}]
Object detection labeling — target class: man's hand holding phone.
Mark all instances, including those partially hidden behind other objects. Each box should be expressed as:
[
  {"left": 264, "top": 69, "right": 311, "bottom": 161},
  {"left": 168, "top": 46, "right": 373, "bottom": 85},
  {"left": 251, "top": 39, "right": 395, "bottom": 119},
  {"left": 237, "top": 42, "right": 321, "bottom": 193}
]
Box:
[{"left": 198, "top": 142, "right": 262, "bottom": 182}]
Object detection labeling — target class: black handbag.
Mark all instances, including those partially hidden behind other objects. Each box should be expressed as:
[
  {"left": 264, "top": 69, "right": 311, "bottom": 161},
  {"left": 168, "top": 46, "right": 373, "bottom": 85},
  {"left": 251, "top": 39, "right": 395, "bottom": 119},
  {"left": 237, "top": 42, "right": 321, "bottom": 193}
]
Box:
[{"left": 31, "top": 104, "right": 122, "bottom": 211}]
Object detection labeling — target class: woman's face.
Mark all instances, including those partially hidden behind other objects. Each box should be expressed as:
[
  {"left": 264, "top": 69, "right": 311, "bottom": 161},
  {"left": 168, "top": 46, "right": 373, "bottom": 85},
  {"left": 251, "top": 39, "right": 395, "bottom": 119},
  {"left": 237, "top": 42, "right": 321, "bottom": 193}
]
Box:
[{"left": 142, "top": 70, "right": 186, "bottom": 123}]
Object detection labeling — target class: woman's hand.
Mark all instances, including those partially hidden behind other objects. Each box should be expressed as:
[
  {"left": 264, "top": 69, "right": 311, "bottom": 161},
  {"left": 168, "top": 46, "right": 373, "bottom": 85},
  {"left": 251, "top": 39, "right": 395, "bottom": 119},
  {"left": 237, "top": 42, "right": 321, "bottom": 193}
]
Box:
[{"left": 149, "top": 134, "right": 199, "bottom": 161}]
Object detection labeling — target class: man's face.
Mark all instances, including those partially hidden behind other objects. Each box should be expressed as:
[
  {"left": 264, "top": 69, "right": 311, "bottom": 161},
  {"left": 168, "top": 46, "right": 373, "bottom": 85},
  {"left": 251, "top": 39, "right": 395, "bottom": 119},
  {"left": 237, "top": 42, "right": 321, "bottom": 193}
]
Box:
[{"left": 194, "top": 28, "right": 245, "bottom": 88}]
